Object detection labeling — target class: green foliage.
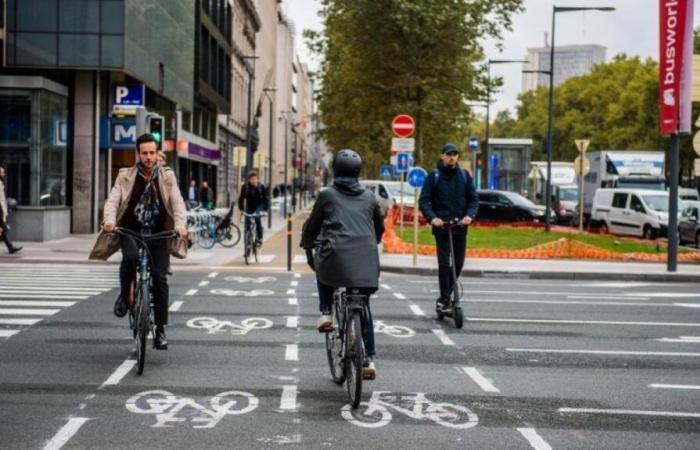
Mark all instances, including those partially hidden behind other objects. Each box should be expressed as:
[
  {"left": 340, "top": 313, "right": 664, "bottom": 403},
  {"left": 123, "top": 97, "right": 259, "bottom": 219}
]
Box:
[{"left": 306, "top": 0, "right": 523, "bottom": 176}]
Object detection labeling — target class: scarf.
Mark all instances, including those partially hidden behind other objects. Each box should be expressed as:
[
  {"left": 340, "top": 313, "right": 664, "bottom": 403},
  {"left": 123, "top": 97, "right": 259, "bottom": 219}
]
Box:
[
  {"left": 333, "top": 176, "right": 365, "bottom": 196},
  {"left": 133, "top": 164, "right": 161, "bottom": 230}
]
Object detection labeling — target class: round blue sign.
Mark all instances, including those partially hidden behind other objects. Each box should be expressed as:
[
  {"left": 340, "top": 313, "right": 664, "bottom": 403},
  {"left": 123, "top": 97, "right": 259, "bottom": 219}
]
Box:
[
  {"left": 468, "top": 137, "right": 479, "bottom": 149},
  {"left": 407, "top": 167, "right": 428, "bottom": 188}
]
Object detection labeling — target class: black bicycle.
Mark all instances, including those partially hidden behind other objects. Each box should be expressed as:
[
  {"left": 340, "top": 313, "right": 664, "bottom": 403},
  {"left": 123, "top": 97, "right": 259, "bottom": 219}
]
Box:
[
  {"left": 242, "top": 212, "right": 264, "bottom": 265},
  {"left": 435, "top": 220, "right": 465, "bottom": 329},
  {"left": 115, "top": 227, "right": 177, "bottom": 375},
  {"left": 324, "top": 287, "right": 372, "bottom": 409}
]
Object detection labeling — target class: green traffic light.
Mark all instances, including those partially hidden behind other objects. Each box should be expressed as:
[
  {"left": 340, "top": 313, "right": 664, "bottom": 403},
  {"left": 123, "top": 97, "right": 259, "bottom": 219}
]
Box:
[{"left": 151, "top": 132, "right": 162, "bottom": 142}]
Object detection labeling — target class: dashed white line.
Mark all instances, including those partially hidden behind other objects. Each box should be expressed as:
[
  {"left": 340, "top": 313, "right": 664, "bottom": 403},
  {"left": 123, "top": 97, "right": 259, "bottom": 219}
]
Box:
[
  {"left": 169, "top": 301, "right": 183, "bottom": 312},
  {"left": 0, "top": 308, "right": 60, "bottom": 316},
  {"left": 290, "top": 281, "right": 299, "bottom": 287},
  {"left": 516, "top": 427, "right": 552, "bottom": 450},
  {"left": 294, "top": 273, "right": 301, "bottom": 279},
  {"left": 208, "top": 272, "right": 219, "bottom": 278},
  {"left": 468, "top": 318, "right": 700, "bottom": 327},
  {"left": 100, "top": 359, "right": 137, "bottom": 389},
  {"left": 460, "top": 367, "right": 500, "bottom": 393},
  {"left": 285, "top": 344, "right": 299, "bottom": 361},
  {"left": 185, "top": 289, "right": 198, "bottom": 296},
  {"left": 0, "top": 318, "right": 42, "bottom": 325},
  {"left": 286, "top": 316, "right": 299, "bottom": 328},
  {"left": 198, "top": 280, "right": 210, "bottom": 287},
  {"left": 381, "top": 283, "right": 391, "bottom": 290},
  {"left": 649, "top": 384, "right": 700, "bottom": 390},
  {"left": 432, "top": 329, "right": 455, "bottom": 346},
  {"left": 559, "top": 407, "right": 700, "bottom": 419},
  {"left": 393, "top": 292, "right": 406, "bottom": 300},
  {"left": 0, "top": 294, "right": 88, "bottom": 300},
  {"left": 0, "top": 300, "right": 76, "bottom": 307},
  {"left": 288, "top": 298, "right": 298, "bottom": 306},
  {"left": 287, "top": 289, "right": 296, "bottom": 295},
  {"left": 507, "top": 348, "right": 700, "bottom": 357},
  {"left": 0, "top": 330, "right": 20, "bottom": 338},
  {"left": 43, "top": 417, "right": 90, "bottom": 450},
  {"left": 656, "top": 336, "right": 700, "bottom": 343},
  {"left": 409, "top": 305, "right": 426, "bottom": 316},
  {"left": 280, "top": 385, "right": 298, "bottom": 410}
]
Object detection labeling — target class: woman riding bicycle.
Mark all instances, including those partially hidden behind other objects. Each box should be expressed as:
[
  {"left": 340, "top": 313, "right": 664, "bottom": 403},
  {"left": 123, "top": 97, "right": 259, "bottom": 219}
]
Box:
[{"left": 300, "top": 149, "right": 385, "bottom": 378}]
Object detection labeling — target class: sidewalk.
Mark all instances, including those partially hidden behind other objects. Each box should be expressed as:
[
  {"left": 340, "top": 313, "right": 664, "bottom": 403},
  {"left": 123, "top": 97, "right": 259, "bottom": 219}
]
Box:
[
  {"left": 380, "top": 253, "right": 700, "bottom": 282},
  {"left": 0, "top": 208, "right": 305, "bottom": 269}
]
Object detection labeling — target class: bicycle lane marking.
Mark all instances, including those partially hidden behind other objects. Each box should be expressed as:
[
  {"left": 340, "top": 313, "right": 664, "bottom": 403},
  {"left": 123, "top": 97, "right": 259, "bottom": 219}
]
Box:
[
  {"left": 409, "top": 304, "right": 426, "bottom": 316},
  {"left": 432, "top": 329, "right": 455, "bottom": 346},
  {"left": 458, "top": 367, "right": 500, "bottom": 393},
  {"left": 185, "top": 289, "right": 198, "bottom": 296},
  {"left": 42, "top": 418, "right": 91, "bottom": 450},
  {"left": 208, "top": 272, "right": 219, "bottom": 278},
  {"left": 280, "top": 385, "right": 298, "bottom": 411},
  {"left": 169, "top": 301, "right": 183, "bottom": 312},
  {"left": 516, "top": 427, "right": 553, "bottom": 450},
  {"left": 100, "top": 359, "right": 137, "bottom": 389}
]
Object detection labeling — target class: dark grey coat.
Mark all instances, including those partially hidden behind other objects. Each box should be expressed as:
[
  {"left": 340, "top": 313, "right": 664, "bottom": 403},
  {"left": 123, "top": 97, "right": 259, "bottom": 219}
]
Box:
[{"left": 301, "top": 184, "right": 385, "bottom": 289}]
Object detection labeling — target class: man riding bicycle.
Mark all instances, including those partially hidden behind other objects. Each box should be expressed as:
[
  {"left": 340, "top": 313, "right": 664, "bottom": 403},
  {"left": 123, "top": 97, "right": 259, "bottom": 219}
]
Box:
[
  {"left": 418, "top": 143, "right": 479, "bottom": 310},
  {"left": 99, "top": 133, "right": 187, "bottom": 350},
  {"left": 301, "top": 149, "right": 385, "bottom": 377},
  {"left": 238, "top": 171, "right": 269, "bottom": 247}
]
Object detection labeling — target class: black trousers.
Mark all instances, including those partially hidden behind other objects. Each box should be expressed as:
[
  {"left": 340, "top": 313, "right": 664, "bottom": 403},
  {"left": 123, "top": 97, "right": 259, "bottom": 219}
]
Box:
[
  {"left": 120, "top": 237, "right": 170, "bottom": 326},
  {"left": 434, "top": 230, "right": 467, "bottom": 299},
  {"left": 0, "top": 217, "right": 15, "bottom": 252}
]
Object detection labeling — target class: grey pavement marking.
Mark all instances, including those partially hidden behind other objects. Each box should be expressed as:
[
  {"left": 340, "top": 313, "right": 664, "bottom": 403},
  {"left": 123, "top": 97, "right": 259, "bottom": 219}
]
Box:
[
  {"left": 459, "top": 367, "right": 501, "bottom": 393},
  {"left": 516, "top": 427, "right": 552, "bottom": 450},
  {"left": 558, "top": 407, "right": 700, "bottom": 418},
  {"left": 393, "top": 292, "right": 406, "bottom": 299},
  {"left": 467, "top": 317, "right": 700, "bottom": 327},
  {"left": 294, "top": 273, "right": 301, "bottom": 278},
  {"left": 381, "top": 283, "right": 391, "bottom": 290},
  {"left": 286, "top": 316, "right": 299, "bottom": 328},
  {"left": 290, "top": 281, "right": 298, "bottom": 287},
  {"left": 208, "top": 272, "right": 219, "bottom": 278},
  {"left": 169, "top": 301, "right": 183, "bottom": 312},
  {"left": 288, "top": 298, "right": 298, "bottom": 306},
  {"left": 185, "top": 289, "right": 198, "bottom": 296},
  {"left": 432, "top": 329, "right": 455, "bottom": 346},
  {"left": 649, "top": 384, "right": 700, "bottom": 390},
  {"left": 42, "top": 418, "right": 90, "bottom": 450},
  {"left": 285, "top": 344, "right": 299, "bottom": 361},
  {"left": 287, "top": 288, "right": 296, "bottom": 295},
  {"left": 409, "top": 304, "right": 426, "bottom": 316},
  {"left": 506, "top": 348, "right": 700, "bottom": 357},
  {"left": 279, "top": 385, "right": 298, "bottom": 411},
  {"left": 198, "top": 280, "right": 210, "bottom": 287},
  {"left": 100, "top": 359, "right": 137, "bottom": 389}
]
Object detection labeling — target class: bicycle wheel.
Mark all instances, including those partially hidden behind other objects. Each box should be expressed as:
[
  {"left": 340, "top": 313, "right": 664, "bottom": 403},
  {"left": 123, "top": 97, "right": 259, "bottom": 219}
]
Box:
[
  {"left": 217, "top": 223, "right": 241, "bottom": 248},
  {"left": 325, "top": 309, "right": 345, "bottom": 385},
  {"left": 345, "top": 311, "right": 365, "bottom": 409},
  {"left": 135, "top": 282, "right": 149, "bottom": 375},
  {"left": 199, "top": 225, "right": 216, "bottom": 249}
]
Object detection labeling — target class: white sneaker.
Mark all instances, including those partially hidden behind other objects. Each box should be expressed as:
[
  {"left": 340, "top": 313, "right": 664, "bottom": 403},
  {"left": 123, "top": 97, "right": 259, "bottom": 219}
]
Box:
[
  {"left": 363, "top": 360, "right": 376, "bottom": 380},
  {"left": 317, "top": 315, "right": 333, "bottom": 332}
]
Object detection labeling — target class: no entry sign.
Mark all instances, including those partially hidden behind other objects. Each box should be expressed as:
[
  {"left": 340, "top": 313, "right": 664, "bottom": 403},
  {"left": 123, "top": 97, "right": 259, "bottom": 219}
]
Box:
[{"left": 392, "top": 114, "right": 415, "bottom": 138}]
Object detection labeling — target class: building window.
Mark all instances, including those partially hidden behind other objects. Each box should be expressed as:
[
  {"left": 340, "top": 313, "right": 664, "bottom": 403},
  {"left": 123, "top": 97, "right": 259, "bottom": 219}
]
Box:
[
  {"left": 100, "top": 34, "right": 123, "bottom": 67},
  {"left": 182, "top": 110, "right": 192, "bottom": 132},
  {"left": 210, "top": 36, "right": 218, "bottom": 90},
  {"left": 200, "top": 27, "right": 210, "bottom": 84},
  {"left": 59, "top": 0, "right": 100, "bottom": 33},
  {"left": 15, "top": 0, "right": 57, "bottom": 32},
  {"left": 13, "top": 32, "right": 58, "bottom": 66},
  {"left": 59, "top": 34, "right": 99, "bottom": 67},
  {"left": 101, "top": 0, "right": 125, "bottom": 34}
]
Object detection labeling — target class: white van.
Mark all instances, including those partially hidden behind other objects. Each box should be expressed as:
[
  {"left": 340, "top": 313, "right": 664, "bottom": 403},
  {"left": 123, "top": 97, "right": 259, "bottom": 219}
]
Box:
[
  {"left": 679, "top": 187, "right": 700, "bottom": 202},
  {"left": 591, "top": 189, "right": 680, "bottom": 239}
]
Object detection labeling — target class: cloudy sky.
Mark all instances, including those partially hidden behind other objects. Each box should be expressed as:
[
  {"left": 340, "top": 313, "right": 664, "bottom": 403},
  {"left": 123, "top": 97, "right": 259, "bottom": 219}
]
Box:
[{"left": 286, "top": 0, "right": 699, "bottom": 116}]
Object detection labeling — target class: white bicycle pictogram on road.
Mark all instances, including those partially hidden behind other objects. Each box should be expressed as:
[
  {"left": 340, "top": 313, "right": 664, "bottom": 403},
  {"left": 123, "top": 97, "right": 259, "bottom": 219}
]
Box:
[
  {"left": 125, "top": 390, "right": 259, "bottom": 429},
  {"left": 210, "top": 288, "right": 275, "bottom": 297},
  {"left": 224, "top": 276, "right": 277, "bottom": 283},
  {"left": 186, "top": 317, "right": 273, "bottom": 335},
  {"left": 374, "top": 320, "right": 415, "bottom": 338},
  {"left": 341, "top": 391, "right": 478, "bottom": 429}
]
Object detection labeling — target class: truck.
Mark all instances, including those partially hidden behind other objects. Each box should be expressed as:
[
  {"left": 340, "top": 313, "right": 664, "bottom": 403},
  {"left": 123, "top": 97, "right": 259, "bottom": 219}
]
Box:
[
  {"left": 529, "top": 162, "right": 579, "bottom": 224},
  {"left": 582, "top": 151, "right": 665, "bottom": 219}
]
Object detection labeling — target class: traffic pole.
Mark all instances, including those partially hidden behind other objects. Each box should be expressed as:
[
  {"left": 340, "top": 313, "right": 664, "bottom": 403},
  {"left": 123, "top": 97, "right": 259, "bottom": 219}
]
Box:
[
  {"left": 667, "top": 133, "right": 679, "bottom": 272},
  {"left": 399, "top": 173, "right": 405, "bottom": 237},
  {"left": 413, "top": 188, "right": 419, "bottom": 266},
  {"left": 287, "top": 213, "right": 293, "bottom": 272}
]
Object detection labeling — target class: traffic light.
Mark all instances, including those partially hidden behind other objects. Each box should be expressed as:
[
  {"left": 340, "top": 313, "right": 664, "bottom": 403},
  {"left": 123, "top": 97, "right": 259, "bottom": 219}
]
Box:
[{"left": 148, "top": 116, "right": 164, "bottom": 150}]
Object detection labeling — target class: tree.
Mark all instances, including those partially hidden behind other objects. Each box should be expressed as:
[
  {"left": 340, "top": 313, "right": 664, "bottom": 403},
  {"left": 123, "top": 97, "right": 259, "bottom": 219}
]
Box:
[{"left": 306, "top": 0, "right": 523, "bottom": 176}]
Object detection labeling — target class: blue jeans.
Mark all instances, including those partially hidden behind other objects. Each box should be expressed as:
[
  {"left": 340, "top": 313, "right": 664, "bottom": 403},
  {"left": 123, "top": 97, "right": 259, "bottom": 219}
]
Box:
[{"left": 317, "top": 280, "right": 376, "bottom": 358}]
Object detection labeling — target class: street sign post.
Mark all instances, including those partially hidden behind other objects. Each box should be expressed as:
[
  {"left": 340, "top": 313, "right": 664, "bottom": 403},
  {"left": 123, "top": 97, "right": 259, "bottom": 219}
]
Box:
[
  {"left": 392, "top": 114, "right": 415, "bottom": 138},
  {"left": 574, "top": 146, "right": 591, "bottom": 232},
  {"left": 396, "top": 153, "right": 410, "bottom": 173},
  {"left": 380, "top": 165, "right": 395, "bottom": 179},
  {"left": 391, "top": 137, "right": 415, "bottom": 153},
  {"left": 407, "top": 167, "right": 427, "bottom": 266},
  {"left": 468, "top": 137, "right": 479, "bottom": 150},
  {"left": 575, "top": 139, "right": 590, "bottom": 153}
]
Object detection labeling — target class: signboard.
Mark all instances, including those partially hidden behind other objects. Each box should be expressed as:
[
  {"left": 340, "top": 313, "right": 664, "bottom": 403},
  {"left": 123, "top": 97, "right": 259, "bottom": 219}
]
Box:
[
  {"left": 574, "top": 156, "right": 590, "bottom": 176},
  {"left": 695, "top": 158, "right": 700, "bottom": 176},
  {"left": 575, "top": 139, "right": 590, "bottom": 153},
  {"left": 396, "top": 153, "right": 410, "bottom": 173},
  {"left": 467, "top": 137, "right": 479, "bottom": 149},
  {"left": 111, "top": 117, "right": 136, "bottom": 150},
  {"left": 391, "top": 137, "right": 415, "bottom": 153},
  {"left": 407, "top": 167, "right": 427, "bottom": 188},
  {"left": 380, "top": 165, "right": 395, "bottom": 178},
  {"left": 114, "top": 84, "right": 145, "bottom": 107},
  {"left": 233, "top": 146, "right": 246, "bottom": 166},
  {"left": 392, "top": 114, "right": 415, "bottom": 138}
]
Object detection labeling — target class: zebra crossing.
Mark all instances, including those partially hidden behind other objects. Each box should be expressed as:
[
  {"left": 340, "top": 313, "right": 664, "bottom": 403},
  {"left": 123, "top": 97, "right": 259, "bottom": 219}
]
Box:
[{"left": 0, "top": 266, "right": 119, "bottom": 340}]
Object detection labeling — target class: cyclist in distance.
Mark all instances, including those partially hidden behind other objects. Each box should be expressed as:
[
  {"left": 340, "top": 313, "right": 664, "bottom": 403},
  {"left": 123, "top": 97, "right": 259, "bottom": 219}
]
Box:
[
  {"left": 101, "top": 133, "right": 188, "bottom": 350},
  {"left": 301, "top": 149, "right": 385, "bottom": 377},
  {"left": 238, "top": 171, "right": 269, "bottom": 248},
  {"left": 418, "top": 143, "right": 479, "bottom": 310}
]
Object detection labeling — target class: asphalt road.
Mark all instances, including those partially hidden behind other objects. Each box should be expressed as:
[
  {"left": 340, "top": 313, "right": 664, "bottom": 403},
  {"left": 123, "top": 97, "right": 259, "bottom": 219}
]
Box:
[{"left": 1, "top": 264, "right": 699, "bottom": 449}]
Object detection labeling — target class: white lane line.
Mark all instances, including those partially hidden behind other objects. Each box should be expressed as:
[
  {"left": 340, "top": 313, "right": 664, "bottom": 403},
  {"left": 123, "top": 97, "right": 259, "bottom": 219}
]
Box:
[
  {"left": 507, "top": 348, "right": 700, "bottom": 357},
  {"left": 393, "top": 292, "right": 406, "bottom": 300},
  {"left": 516, "top": 427, "right": 552, "bottom": 450},
  {"left": 460, "top": 367, "right": 500, "bottom": 393},
  {"left": 286, "top": 316, "right": 299, "bottom": 328},
  {"left": 285, "top": 344, "right": 299, "bottom": 361},
  {"left": 432, "top": 329, "right": 455, "bottom": 346},
  {"left": 558, "top": 407, "right": 700, "bottom": 419},
  {"left": 100, "top": 359, "right": 137, "bottom": 389},
  {"left": 0, "top": 330, "right": 20, "bottom": 338},
  {"left": 293, "top": 255, "right": 307, "bottom": 264},
  {"left": 567, "top": 295, "right": 650, "bottom": 300},
  {"left": 468, "top": 317, "right": 700, "bottom": 327},
  {"left": 675, "top": 303, "right": 700, "bottom": 308},
  {"left": 467, "top": 299, "right": 671, "bottom": 307},
  {"left": 0, "top": 318, "right": 42, "bottom": 325},
  {"left": 287, "top": 289, "right": 296, "bottom": 295},
  {"left": 169, "top": 301, "right": 183, "bottom": 312},
  {"left": 257, "top": 254, "right": 276, "bottom": 263},
  {"left": 656, "top": 336, "right": 700, "bottom": 343},
  {"left": 294, "top": 273, "right": 301, "bottom": 279},
  {"left": 0, "top": 308, "right": 60, "bottom": 316},
  {"left": 0, "top": 286, "right": 107, "bottom": 292},
  {"left": 629, "top": 293, "right": 700, "bottom": 298},
  {"left": 290, "top": 281, "right": 299, "bottom": 287},
  {"left": 288, "top": 298, "right": 298, "bottom": 306},
  {"left": 208, "top": 272, "right": 219, "bottom": 278},
  {"left": 0, "top": 300, "right": 76, "bottom": 307},
  {"left": 381, "top": 283, "right": 391, "bottom": 290},
  {"left": 0, "top": 294, "right": 88, "bottom": 300},
  {"left": 198, "top": 280, "right": 210, "bottom": 287},
  {"left": 280, "top": 385, "right": 298, "bottom": 410},
  {"left": 43, "top": 417, "right": 90, "bottom": 450},
  {"left": 649, "top": 384, "right": 700, "bottom": 390},
  {"left": 409, "top": 305, "right": 426, "bottom": 316},
  {"left": 185, "top": 289, "right": 198, "bottom": 296}
]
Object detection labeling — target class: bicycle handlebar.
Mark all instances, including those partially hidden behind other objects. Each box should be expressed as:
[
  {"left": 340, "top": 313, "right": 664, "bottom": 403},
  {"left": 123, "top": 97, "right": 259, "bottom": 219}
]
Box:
[
  {"left": 114, "top": 227, "right": 177, "bottom": 243},
  {"left": 241, "top": 212, "right": 267, "bottom": 218}
]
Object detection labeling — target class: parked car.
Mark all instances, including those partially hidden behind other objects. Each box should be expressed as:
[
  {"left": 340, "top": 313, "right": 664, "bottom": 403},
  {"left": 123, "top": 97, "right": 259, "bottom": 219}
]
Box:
[
  {"left": 476, "top": 190, "right": 555, "bottom": 223},
  {"left": 679, "top": 187, "right": 700, "bottom": 202},
  {"left": 553, "top": 184, "right": 579, "bottom": 225},
  {"left": 591, "top": 188, "right": 682, "bottom": 239},
  {"left": 360, "top": 180, "right": 417, "bottom": 216},
  {"left": 679, "top": 200, "right": 700, "bottom": 247}
]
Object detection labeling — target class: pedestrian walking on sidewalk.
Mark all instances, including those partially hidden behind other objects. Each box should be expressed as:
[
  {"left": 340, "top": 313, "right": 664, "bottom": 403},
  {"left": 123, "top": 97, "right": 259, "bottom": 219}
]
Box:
[
  {"left": 200, "top": 181, "right": 214, "bottom": 209},
  {"left": 0, "top": 166, "right": 21, "bottom": 254},
  {"left": 418, "top": 143, "right": 479, "bottom": 309}
]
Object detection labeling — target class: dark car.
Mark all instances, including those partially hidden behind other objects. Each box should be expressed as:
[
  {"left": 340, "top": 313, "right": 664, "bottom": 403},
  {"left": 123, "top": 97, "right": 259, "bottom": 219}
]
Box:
[
  {"left": 679, "top": 201, "right": 700, "bottom": 247},
  {"left": 476, "top": 190, "right": 555, "bottom": 223}
]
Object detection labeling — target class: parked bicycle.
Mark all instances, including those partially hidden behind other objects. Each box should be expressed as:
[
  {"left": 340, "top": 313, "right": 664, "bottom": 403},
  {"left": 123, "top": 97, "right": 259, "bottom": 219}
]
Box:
[
  {"left": 324, "top": 287, "right": 373, "bottom": 409},
  {"left": 115, "top": 227, "right": 177, "bottom": 375},
  {"left": 186, "top": 206, "right": 240, "bottom": 249},
  {"left": 435, "top": 220, "right": 465, "bottom": 329}
]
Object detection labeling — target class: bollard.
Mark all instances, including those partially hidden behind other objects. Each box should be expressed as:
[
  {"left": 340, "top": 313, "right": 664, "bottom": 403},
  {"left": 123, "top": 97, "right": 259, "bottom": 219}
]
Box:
[{"left": 287, "top": 213, "right": 293, "bottom": 272}]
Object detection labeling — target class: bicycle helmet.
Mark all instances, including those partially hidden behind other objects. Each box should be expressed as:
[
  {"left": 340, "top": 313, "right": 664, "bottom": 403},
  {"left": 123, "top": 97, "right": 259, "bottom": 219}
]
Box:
[{"left": 333, "top": 149, "right": 362, "bottom": 177}]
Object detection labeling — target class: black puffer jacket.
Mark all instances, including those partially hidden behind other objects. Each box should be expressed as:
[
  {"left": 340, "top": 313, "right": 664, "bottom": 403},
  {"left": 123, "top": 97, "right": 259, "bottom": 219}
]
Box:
[
  {"left": 419, "top": 161, "right": 479, "bottom": 235},
  {"left": 301, "top": 180, "right": 384, "bottom": 288}
]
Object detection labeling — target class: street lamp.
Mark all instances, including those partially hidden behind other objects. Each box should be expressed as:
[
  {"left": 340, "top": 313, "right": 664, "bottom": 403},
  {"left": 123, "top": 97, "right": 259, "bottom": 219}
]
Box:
[
  {"left": 263, "top": 87, "right": 277, "bottom": 229},
  {"left": 280, "top": 110, "right": 297, "bottom": 217},
  {"left": 242, "top": 55, "right": 259, "bottom": 174},
  {"left": 482, "top": 59, "right": 528, "bottom": 190},
  {"left": 543, "top": 5, "right": 615, "bottom": 232}
]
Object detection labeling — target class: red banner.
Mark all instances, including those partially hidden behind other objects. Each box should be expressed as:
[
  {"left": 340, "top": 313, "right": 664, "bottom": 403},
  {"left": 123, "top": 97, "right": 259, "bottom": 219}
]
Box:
[{"left": 659, "top": 0, "right": 692, "bottom": 135}]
